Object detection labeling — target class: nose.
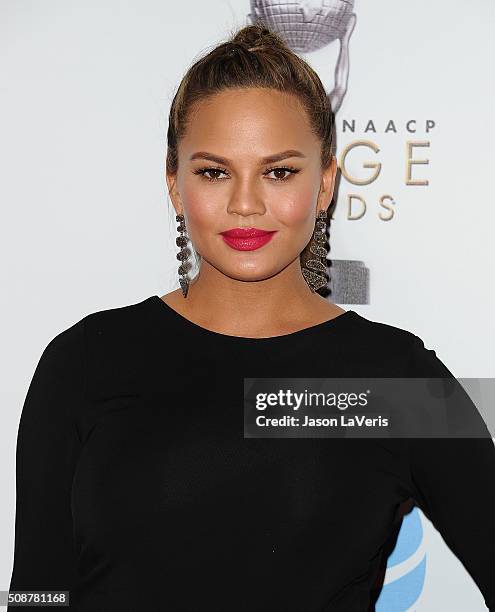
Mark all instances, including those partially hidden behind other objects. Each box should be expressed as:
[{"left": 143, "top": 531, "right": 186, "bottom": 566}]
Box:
[{"left": 226, "top": 175, "right": 267, "bottom": 219}]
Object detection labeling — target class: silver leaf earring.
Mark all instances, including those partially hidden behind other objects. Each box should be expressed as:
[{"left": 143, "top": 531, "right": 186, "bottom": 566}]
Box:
[{"left": 302, "top": 209, "right": 328, "bottom": 292}]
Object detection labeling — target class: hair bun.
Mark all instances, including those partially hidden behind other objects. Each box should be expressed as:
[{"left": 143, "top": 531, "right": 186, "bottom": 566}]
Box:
[{"left": 230, "top": 23, "right": 282, "bottom": 51}]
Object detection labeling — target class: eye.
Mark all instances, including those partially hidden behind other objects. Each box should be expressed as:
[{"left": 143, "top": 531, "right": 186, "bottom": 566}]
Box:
[
  {"left": 192, "top": 165, "right": 300, "bottom": 183},
  {"left": 264, "top": 166, "right": 300, "bottom": 181},
  {"left": 192, "top": 167, "right": 229, "bottom": 182}
]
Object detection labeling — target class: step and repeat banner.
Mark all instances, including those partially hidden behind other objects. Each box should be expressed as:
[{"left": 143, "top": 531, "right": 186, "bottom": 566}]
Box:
[{"left": 2, "top": 1, "right": 493, "bottom": 611}]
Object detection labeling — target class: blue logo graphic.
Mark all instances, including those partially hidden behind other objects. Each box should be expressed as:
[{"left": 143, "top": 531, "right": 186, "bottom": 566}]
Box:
[{"left": 376, "top": 507, "right": 426, "bottom": 611}]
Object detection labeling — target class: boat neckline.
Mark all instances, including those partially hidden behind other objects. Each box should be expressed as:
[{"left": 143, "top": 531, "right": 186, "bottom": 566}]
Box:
[{"left": 149, "top": 295, "right": 358, "bottom": 342}]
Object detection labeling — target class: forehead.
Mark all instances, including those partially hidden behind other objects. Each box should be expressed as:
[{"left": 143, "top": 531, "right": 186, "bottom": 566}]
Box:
[{"left": 181, "top": 87, "right": 315, "bottom": 152}]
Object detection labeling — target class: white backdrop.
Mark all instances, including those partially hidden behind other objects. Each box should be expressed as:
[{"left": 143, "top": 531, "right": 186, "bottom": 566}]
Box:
[{"left": 1, "top": 1, "right": 494, "bottom": 610}]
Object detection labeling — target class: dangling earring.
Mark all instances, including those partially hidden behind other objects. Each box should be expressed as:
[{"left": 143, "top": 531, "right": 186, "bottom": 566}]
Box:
[
  {"left": 302, "top": 209, "right": 328, "bottom": 292},
  {"left": 175, "top": 213, "right": 191, "bottom": 298}
]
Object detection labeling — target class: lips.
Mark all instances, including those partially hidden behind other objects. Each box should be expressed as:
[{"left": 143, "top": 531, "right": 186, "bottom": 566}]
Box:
[
  {"left": 220, "top": 227, "right": 275, "bottom": 238},
  {"left": 219, "top": 227, "right": 277, "bottom": 251}
]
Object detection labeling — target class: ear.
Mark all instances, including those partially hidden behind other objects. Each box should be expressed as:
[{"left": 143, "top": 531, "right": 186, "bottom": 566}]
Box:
[
  {"left": 165, "top": 171, "right": 183, "bottom": 216},
  {"left": 316, "top": 155, "right": 337, "bottom": 215}
]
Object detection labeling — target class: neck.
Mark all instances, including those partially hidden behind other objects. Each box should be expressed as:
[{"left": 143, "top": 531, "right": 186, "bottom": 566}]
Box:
[{"left": 179, "top": 258, "right": 330, "bottom": 336}]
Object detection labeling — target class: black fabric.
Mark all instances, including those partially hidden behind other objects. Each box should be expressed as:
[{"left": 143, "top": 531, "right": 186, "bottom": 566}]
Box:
[{"left": 7, "top": 295, "right": 495, "bottom": 611}]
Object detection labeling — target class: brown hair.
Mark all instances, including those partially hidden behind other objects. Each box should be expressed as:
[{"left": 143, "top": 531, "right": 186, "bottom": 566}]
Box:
[{"left": 166, "top": 22, "right": 335, "bottom": 291}]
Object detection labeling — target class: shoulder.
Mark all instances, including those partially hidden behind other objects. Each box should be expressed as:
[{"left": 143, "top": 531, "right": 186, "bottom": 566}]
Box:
[
  {"left": 78, "top": 296, "right": 156, "bottom": 397},
  {"left": 38, "top": 296, "right": 155, "bottom": 399},
  {"left": 30, "top": 319, "right": 85, "bottom": 394},
  {"left": 346, "top": 310, "right": 420, "bottom": 352},
  {"left": 79, "top": 295, "right": 153, "bottom": 336},
  {"left": 344, "top": 311, "right": 450, "bottom": 377},
  {"left": 43, "top": 296, "right": 152, "bottom": 355}
]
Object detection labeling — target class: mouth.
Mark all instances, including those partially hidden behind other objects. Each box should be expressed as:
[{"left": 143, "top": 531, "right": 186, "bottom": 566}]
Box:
[{"left": 219, "top": 228, "right": 278, "bottom": 251}]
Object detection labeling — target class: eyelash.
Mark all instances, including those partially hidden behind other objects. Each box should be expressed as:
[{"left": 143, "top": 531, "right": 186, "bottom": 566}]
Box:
[{"left": 192, "top": 165, "right": 300, "bottom": 183}]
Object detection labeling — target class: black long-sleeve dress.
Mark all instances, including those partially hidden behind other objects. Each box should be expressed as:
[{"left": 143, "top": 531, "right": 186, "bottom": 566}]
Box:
[{"left": 7, "top": 295, "right": 495, "bottom": 611}]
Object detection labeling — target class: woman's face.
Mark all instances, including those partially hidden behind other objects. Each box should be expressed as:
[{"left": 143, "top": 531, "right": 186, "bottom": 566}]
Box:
[{"left": 167, "top": 87, "right": 337, "bottom": 283}]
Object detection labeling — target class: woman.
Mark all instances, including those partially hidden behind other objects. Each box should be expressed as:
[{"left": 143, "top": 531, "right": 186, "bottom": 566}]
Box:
[{"left": 8, "top": 23, "right": 495, "bottom": 611}]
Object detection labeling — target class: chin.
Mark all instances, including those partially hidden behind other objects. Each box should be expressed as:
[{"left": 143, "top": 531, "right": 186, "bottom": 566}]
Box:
[{"left": 218, "top": 263, "right": 282, "bottom": 283}]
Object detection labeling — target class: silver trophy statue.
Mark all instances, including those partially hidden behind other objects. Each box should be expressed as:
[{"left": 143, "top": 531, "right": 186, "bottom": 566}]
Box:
[
  {"left": 248, "top": 0, "right": 356, "bottom": 114},
  {"left": 247, "top": 1, "right": 367, "bottom": 305}
]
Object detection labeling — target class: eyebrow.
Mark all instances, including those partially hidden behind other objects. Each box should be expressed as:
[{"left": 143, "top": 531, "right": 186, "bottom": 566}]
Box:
[{"left": 189, "top": 149, "right": 307, "bottom": 165}]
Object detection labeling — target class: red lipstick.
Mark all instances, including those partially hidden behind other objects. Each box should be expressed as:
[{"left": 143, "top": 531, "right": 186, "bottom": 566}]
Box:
[{"left": 219, "top": 227, "right": 277, "bottom": 251}]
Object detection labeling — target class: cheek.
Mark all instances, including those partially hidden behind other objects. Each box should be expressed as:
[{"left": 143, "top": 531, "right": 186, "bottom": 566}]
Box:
[
  {"left": 274, "top": 186, "right": 318, "bottom": 228},
  {"left": 180, "top": 183, "right": 221, "bottom": 233}
]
